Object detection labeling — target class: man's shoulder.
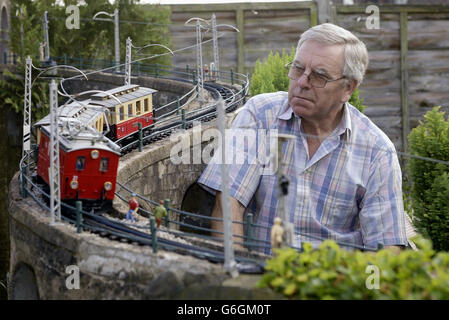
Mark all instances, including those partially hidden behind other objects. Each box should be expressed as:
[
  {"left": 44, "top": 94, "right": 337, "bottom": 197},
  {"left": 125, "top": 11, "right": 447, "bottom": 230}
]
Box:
[
  {"left": 239, "top": 92, "right": 288, "bottom": 126},
  {"left": 347, "top": 103, "right": 397, "bottom": 155},
  {"left": 247, "top": 91, "right": 288, "bottom": 112},
  {"left": 250, "top": 91, "right": 288, "bottom": 102}
]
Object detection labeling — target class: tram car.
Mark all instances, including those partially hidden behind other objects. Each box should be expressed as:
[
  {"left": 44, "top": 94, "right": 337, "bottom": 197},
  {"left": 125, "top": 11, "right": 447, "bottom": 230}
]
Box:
[
  {"left": 88, "top": 84, "right": 157, "bottom": 143},
  {"left": 34, "top": 106, "right": 121, "bottom": 211}
]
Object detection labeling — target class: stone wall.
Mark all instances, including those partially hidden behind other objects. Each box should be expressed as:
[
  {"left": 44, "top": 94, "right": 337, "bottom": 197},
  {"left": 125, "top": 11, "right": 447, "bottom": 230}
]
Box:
[
  {"left": 115, "top": 125, "right": 211, "bottom": 214},
  {"left": 113, "top": 107, "right": 241, "bottom": 220},
  {"left": 8, "top": 169, "right": 279, "bottom": 299},
  {"left": 7, "top": 108, "right": 280, "bottom": 299}
]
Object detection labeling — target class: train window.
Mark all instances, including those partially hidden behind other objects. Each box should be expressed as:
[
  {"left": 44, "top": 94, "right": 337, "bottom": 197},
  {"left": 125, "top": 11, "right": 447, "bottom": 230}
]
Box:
[
  {"left": 136, "top": 100, "right": 141, "bottom": 115},
  {"left": 76, "top": 156, "right": 85, "bottom": 171},
  {"left": 128, "top": 104, "right": 133, "bottom": 119},
  {"left": 99, "top": 157, "right": 109, "bottom": 172},
  {"left": 144, "top": 98, "right": 149, "bottom": 112},
  {"left": 119, "top": 106, "right": 124, "bottom": 121}
]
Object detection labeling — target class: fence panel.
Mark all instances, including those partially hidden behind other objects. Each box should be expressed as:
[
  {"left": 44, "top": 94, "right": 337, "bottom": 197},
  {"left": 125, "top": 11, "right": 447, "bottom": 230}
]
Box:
[
  {"left": 334, "top": 4, "right": 449, "bottom": 152},
  {"left": 169, "top": 1, "right": 317, "bottom": 74}
]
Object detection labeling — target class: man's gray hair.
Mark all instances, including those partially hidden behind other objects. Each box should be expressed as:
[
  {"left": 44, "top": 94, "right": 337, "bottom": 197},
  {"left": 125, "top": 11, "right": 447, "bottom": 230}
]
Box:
[{"left": 297, "top": 23, "right": 369, "bottom": 85}]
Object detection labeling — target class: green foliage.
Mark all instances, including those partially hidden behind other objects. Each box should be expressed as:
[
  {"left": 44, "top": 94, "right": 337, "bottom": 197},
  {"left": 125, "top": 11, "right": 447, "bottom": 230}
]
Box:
[
  {"left": 4, "top": 0, "right": 171, "bottom": 120},
  {"left": 348, "top": 87, "right": 365, "bottom": 113},
  {"left": 11, "top": 1, "right": 42, "bottom": 62},
  {"left": 257, "top": 239, "right": 449, "bottom": 299},
  {"left": 10, "top": 0, "right": 172, "bottom": 66},
  {"left": 0, "top": 68, "right": 49, "bottom": 120},
  {"left": 407, "top": 107, "right": 449, "bottom": 251},
  {"left": 249, "top": 49, "right": 367, "bottom": 113},
  {"left": 250, "top": 48, "right": 294, "bottom": 96}
]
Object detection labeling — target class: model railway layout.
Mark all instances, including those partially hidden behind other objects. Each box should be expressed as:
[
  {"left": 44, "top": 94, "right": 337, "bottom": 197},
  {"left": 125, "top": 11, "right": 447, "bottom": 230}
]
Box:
[{"left": 21, "top": 71, "right": 265, "bottom": 272}]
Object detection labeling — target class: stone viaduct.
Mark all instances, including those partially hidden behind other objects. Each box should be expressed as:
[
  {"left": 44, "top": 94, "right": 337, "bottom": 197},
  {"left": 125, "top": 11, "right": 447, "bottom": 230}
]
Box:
[
  {"left": 0, "top": 0, "right": 10, "bottom": 65},
  {"left": 7, "top": 71, "right": 279, "bottom": 299}
]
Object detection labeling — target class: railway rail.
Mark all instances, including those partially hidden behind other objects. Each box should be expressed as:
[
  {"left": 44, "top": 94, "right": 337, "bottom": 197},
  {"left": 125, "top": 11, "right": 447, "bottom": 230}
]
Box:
[
  {"left": 117, "top": 78, "right": 245, "bottom": 154},
  {"left": 19, "top": 71, "right": 271, "bottom": 274}
]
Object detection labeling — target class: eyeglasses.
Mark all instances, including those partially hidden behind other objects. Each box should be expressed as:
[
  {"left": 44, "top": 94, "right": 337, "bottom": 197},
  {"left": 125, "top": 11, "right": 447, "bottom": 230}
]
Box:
[{"left": 285, "top": 62, "right": 345, "bottom": 88}]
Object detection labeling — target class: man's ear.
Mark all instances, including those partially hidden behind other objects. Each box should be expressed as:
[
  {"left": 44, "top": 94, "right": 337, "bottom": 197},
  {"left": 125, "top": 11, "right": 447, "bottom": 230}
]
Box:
[{"left": 342, "top": 79, "right": 358, "bottom": 103}]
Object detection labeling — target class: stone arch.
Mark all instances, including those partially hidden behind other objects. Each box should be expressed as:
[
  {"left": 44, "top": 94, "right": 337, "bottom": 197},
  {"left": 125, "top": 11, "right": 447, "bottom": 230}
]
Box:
[
  {"left": 9, "top": 262, "right": 40, "bottom": 300},
  {"left": 179, "top": 181, "right": 215, "bottom": 234},
  {"left": 1, "top": 6, "right": 8, "bottom": 64}
]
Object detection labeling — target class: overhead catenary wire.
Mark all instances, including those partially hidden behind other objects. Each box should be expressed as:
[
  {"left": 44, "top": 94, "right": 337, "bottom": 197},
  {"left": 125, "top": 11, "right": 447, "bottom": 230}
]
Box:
[{"left": 43, "top": 15, "right": 173, "bottom": 27}]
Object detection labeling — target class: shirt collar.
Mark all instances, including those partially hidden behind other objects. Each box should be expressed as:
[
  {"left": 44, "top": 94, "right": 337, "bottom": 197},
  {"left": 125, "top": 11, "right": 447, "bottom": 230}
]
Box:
[
  {"left": 277, "top": 98, "right": 293, "bottom": 120},
  {"left": 277, "top": 101, "right": 352, "bottom": 140},
  {"left": 336, "top": 102, "right": 352, "bottom": 141}
]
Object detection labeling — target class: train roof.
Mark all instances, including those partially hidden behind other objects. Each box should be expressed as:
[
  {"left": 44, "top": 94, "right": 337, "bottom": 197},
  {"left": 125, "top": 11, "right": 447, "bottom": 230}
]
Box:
[
  {"left": 35, "top": 84, "right": 157, "bottom": 128},
  {"left": 35, "top": 101, "right": 105, "bottom": 128},
  {"left": 89, "top": 84, "right": 157, "bottom": 109},
  {"left": 40, "top": 124, "right": 121, "bottom": 155}
]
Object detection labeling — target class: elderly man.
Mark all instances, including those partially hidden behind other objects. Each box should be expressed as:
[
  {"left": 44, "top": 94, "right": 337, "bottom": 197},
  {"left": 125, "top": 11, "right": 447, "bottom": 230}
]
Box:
[{"left": 198, "top": 23, "right": 408, "bottom": 254}]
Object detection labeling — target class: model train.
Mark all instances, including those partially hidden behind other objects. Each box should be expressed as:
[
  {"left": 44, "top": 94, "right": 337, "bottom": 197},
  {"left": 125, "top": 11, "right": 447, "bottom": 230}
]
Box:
[
  {"left": 90, "top": 84, "right": 157, "bottom": 142},
  {"left": 35, "top": 118, "right": 121, "bottom": 211},
  {"left": 33, "top": 84, "right": 157, "bottom": 211}
]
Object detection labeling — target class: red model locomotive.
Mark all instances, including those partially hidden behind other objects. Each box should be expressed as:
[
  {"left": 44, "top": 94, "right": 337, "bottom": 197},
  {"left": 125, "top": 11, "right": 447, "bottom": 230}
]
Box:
[{"left": 35, "top": 105, "right": 121, "bottom": 211}]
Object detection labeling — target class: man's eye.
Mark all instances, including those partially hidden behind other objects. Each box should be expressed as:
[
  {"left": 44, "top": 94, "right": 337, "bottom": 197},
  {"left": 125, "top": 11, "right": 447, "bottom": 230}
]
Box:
[{"left": 313, "top": 72, "right": 328, "bottom": 81}]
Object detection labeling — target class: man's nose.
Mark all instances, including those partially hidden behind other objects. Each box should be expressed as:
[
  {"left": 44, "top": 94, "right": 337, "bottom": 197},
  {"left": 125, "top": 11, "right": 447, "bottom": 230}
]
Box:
[{"left": 296, "top": 72, "right": 311, "bottom": 89}]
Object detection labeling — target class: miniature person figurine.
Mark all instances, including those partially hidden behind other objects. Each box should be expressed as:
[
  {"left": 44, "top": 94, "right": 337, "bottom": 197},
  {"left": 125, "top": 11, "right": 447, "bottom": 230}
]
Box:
[
  {"left": 270, "top": 217, "right": 284, "bottom": 250},
  {"left": 154, "top": 200, "right": 168, "bottom": 228},
  {"left": 209, "top": 62, "right": 216, "bottom": 81},
  {"left": 39, "top": 42, "right": 45, "bottom": 62},
  {"left": 126, "top": 193, "right": 139, "bottom": 223},
  {"left": 203, "top": 64, "right": 209, "bottom": 80}
]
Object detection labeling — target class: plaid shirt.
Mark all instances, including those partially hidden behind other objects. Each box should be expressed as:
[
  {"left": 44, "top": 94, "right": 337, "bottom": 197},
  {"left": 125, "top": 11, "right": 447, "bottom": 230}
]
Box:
[{"left": 198, "top": 92, "right": 408, "bottom": 254}]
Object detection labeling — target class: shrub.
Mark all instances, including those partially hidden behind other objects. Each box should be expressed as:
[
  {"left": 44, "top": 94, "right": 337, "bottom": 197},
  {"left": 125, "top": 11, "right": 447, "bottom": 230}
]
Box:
[
  {"left": 257, "top": 238, "right": 449, "bottom": 299},
  {"left": 0, "top": 68, "right": 49, "bottom": 121},
  {"left": 249, "top": 49, "right": 366, "bottom": 113},
  {"left": 408, "top": 107, "right": 449, "bottom": 251},
  {"left": 250, "top": 49, "right": 294, "bottom": 96},
  {"left": 348, "top": 86, "right": 365, "bottom": 113}
]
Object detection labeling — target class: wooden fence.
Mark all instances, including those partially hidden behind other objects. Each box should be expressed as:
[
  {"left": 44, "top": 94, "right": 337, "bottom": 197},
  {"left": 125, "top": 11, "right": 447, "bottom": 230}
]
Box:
[
  {"left": 168, "top": 2, "right": 449, "bottom": 152},
  {"left": 333, "top": 4, "right": 449, "bottom": 152},
  {"left": 169, "top": 1, "right": 317, "bottom": 74}
]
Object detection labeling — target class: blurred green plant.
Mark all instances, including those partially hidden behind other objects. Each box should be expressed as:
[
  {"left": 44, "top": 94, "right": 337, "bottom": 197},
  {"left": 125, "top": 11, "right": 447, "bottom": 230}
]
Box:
[
  {"left": 408, "top": 106, "right": 449, "bottom": 251},
  {"left": 0, "top": 68, "right": 49, "bottom": 121},
  {"left": 250, "top": 49, "right": 294, "bottom": 96},
  {"left": 258, "top": 238, "right": 449, "bottom": 299},
  {"left": 3, "top": 0, "right": 172, "bottom": 121},
  {"left": 348, "top": 86, "right": 365, "bottom": 113},
  {"left": 10, "top": 0, "right": 172, "bottom": 66}
]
